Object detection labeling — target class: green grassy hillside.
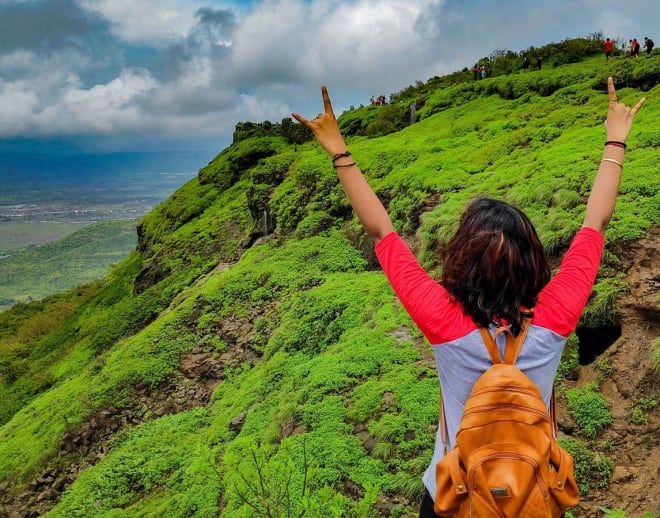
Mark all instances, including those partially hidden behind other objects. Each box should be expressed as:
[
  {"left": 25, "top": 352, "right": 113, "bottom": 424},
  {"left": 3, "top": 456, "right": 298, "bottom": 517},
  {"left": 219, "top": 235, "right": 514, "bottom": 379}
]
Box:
[
  {"left": 0, "top": 220, "right": 137, "bottom": 312},
  {"left": 0, "top": 47, "right": 658, "bottom": 517}
]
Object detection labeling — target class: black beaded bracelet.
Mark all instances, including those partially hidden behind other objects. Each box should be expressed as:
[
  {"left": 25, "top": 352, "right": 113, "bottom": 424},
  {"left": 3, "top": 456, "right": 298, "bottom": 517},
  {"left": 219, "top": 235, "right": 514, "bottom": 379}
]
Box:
[
  {"left": 605, "top": 140, "right": 626, "bottom": 149},
  {"left": 332, "top": 151, "right": 351, "bottom": 163}
]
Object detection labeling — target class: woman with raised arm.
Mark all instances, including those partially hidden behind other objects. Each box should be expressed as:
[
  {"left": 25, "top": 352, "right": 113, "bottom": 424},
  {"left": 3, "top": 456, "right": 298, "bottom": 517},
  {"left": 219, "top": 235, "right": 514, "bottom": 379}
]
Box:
[{"left": 293, "top": 77, "right": 644, "bottom": 517}]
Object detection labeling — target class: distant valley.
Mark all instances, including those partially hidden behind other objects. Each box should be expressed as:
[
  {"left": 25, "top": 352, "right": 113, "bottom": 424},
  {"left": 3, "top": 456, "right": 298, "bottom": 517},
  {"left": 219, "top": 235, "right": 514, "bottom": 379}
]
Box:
[
  {"left": 0, "top": 150, "right": 208, "bottom": 251},
  {"left": 0, "top": 149, "right": 210, "bottom": 309},
  {"left": 0, "top": 150, "right": 206, "bottom": 206}
]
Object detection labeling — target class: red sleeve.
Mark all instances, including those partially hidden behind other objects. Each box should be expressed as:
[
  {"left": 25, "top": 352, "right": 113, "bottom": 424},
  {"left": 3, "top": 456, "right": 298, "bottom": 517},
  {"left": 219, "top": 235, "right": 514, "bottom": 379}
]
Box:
[
  {"left": 375, "top": 232, "right": 476, "bottom": 344},
  {"left": 534, "top": 227, "right": 605, "bottom": 336}
]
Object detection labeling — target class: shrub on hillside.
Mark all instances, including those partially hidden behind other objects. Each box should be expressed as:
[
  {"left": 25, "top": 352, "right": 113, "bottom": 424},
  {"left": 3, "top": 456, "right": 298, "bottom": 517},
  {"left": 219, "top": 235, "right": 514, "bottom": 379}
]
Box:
[
  {"left": 566, "top": 383, "right": 612, "bottom": 438},
  {"left": 558, "top": 438, "right": 614, "bottom": 493},
  {"left": 198, "top": 137, "right": 285, "bottom": 189},
  {"left": 281, "top": 117, "right": 313, "bottom": 145},
  {"left": 365, "top": 105, "right": 409, "bottom": 137}
]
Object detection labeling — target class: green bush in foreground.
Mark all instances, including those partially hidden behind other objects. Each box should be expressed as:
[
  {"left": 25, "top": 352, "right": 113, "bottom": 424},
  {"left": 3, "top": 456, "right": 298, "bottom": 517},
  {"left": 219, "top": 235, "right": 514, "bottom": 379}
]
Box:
[
  {"left": 558, "top": 438, "right": 614, "bottom": 494},
  {"left": 598, "top": 508, "right": 657, "bottom": 518},
  {"left": 629, "top": 396, "right": 658, "bottom": 425},
  {"left": 556, "top": 333, "right": 580, "bottom": 384},
  {"left": 566, "top": 383, "right": 612, "bottom": 438},
  {"left": 652, "top": 337, "right": 660, "bottom": 375}
]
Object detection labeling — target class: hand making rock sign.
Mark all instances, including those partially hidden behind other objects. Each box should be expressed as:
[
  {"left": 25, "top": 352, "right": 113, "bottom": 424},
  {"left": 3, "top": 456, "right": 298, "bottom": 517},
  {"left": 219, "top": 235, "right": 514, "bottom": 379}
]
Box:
[{"left": 292, "top": 86, "right": 349, "bottom": 157}]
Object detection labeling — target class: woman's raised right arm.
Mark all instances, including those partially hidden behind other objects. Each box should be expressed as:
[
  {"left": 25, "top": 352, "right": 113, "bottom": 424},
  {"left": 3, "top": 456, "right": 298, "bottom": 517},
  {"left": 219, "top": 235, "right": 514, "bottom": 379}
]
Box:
[
  {"left": 582, "top": 77, "right": 645, "bottom": 234},
  {"left": 292, "top": 86, "right": 395, "bottom": 243}
]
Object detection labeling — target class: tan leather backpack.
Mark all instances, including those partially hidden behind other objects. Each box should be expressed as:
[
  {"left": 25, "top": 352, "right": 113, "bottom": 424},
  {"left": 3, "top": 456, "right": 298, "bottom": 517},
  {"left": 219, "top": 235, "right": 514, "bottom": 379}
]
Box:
[{"left": 434, "top": 320, "right": 579, "bottom": 517}]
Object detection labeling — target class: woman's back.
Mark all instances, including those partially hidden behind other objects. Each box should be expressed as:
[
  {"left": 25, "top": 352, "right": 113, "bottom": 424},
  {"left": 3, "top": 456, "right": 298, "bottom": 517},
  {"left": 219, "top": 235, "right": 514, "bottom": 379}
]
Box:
[{"left": 375, "top": 225, "right": 604, "bottom": 494}]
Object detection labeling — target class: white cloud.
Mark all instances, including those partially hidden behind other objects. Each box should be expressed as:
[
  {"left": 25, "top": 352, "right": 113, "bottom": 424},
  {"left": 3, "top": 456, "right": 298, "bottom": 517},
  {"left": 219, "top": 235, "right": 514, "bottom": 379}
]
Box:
[
  {"left": 76, "top": 0, "right": 199, "bottom": 46},
  {"left": 0, "top": 79, "right": 40, "bottom": 135},
  {"left": 0, "top": 48, "right": 92, "bottom": 83},
  {"left": 0, "top": 49, "right": 38, "bottom": 71},
  {"left": 239, "top": 91, "right": 291, "bottom": 122},
  {"left": 231, "top": 0, "right": 444, "bottom": 91},
  {"left": 146, "top": 55, "right": 235, "bottom": 115},
  {"left": 29, "top": 68, "right": 159, "bottom": 135}
]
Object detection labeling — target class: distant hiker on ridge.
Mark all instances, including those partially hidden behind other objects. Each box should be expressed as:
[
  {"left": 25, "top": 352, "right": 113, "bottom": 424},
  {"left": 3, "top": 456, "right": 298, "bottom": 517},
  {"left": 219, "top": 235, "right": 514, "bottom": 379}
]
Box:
[
  {"left": 644, "top": 36, "right": 654, "bottom": 55},
  {"left": 604, "top": 37, "right": 613, "bottom": 62},
  {"left": 293, "top": 77, "right": 645, "bottom": 517}
]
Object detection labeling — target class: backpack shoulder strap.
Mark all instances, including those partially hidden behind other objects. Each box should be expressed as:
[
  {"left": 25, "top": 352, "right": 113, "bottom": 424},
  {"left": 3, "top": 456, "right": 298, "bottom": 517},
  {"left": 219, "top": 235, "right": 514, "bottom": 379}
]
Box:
[
  {"left": 551, "top": 384, "right": 558, "bottom": 438},
  {"left": 503, "top": 318, "right": 531, "bottom": 364},
  {"left": 479, "top": 317, "right": 532, "bottom": 365},
  {"left": 478, "top": 327, "right": 504, "bottom": 364},
  {"left": 439, "top": 394, "right": 449, "bottom": 454}
]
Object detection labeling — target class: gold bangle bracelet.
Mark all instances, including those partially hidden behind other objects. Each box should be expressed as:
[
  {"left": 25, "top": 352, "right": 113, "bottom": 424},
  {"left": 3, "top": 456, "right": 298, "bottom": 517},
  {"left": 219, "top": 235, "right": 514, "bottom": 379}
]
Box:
[{"left": 601, "top": 157, "right": 623, "bottom": 168}]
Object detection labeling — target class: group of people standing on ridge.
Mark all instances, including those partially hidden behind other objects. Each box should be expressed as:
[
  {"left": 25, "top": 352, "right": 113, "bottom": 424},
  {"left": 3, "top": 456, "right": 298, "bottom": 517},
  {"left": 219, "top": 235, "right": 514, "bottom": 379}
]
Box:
[
  {"left": 604, "top": 36, "right": 654, "bottom": 62},
  {"left": 472, "top": 62, "right": 492, "bottom": 80},
  {"left": 370, "top": 94, "right": 387, "bottom": 106},
  {"left": 521, "top": 55, "right": 543, "bottom": 70}
]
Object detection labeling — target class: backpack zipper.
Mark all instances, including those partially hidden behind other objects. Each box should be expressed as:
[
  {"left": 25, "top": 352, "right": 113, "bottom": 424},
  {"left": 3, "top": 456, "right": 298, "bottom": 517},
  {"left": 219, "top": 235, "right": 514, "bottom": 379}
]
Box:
[
  {"left": 462, "top": 403, "right": 552, "bottom": 423},
  {"left": 471, "top": 386, "right": 542, "bottom": 399}
]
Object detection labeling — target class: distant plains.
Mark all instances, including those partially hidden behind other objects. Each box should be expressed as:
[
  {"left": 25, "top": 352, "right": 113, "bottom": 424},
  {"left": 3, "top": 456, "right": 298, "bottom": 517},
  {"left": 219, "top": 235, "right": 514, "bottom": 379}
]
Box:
[{"left": 0, "top": 149, "right": 209, "bottom": 252}]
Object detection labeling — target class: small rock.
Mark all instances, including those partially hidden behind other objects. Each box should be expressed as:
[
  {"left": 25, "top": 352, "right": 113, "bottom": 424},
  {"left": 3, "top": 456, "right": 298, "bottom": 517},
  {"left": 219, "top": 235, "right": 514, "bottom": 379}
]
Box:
[
  {"left": 230, "top": 413, "right": 246, "bottom": 433},
  {"left": 342, "top": 479, "right": 363, "bottom": 499},
  {"left": 611, "top": 466, "right": 634, "bottom": 483},
  {"left": 557, "top": 420, "right": 575, "bottom": 435},
  {"left": 36, "top": 488, "right": 58, "bottom": 503},
  {"left": 280, "top": 420, "right": 296, "bottom": 438},
  {"left": 95, "top": 451, "right": 107, "bottom": 462},
  {"left": 356, "top": 431, "right": 376, "bottom": 453},
  {"left": 53, "top": 476, "right": 69, "bottom": 491}
]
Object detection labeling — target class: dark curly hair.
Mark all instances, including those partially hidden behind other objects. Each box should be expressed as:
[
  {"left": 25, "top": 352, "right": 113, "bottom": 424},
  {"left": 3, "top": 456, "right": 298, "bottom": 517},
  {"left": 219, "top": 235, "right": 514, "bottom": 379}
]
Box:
[{"left": 441, "top": 198, "right": 550, "bottom": 335}]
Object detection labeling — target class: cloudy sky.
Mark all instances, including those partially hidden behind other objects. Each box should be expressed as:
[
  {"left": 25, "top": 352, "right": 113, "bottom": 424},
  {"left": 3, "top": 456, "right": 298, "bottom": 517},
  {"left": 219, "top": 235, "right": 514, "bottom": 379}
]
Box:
[{"left": 0, "top": 0, "right": 657, "bottom": 155}]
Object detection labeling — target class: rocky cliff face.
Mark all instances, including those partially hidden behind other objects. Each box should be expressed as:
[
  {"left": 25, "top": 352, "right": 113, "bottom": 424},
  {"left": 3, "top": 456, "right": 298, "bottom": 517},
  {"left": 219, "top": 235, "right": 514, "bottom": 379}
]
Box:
[{"left": 571, "top": 228, "right": 659, "bottom": 516}]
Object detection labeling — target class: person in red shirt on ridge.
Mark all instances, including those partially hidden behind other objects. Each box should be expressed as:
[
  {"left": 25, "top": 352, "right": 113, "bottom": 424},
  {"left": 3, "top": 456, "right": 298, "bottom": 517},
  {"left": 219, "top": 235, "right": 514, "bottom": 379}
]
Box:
[{"left": 604, "top": 38, "right": 613, "bottom": 62}]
